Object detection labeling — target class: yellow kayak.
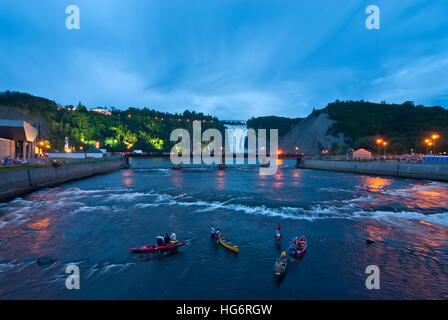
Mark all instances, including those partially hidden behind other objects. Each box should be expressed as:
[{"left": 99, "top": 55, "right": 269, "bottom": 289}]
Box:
[{"left": 218, "top": 234, "right": 239, "bottom": 253}]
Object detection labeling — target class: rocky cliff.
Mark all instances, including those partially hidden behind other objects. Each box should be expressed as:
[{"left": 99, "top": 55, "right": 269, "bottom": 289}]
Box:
[{"left": 280, "top": 112, "right": 346, "bottom": 154}]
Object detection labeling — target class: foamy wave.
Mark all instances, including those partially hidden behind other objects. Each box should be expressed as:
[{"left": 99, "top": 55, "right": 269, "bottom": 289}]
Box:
[
  {"left": 353, "top": 210, "right": 448, "bottom": 227},
  {"left": 0, "top": 264, "right": 15, "bottom": 273},
  {"left": 158, "top": 195, "right": 448, "bottom": 227}
]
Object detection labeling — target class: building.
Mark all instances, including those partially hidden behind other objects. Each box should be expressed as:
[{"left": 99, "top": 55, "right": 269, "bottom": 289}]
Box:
[
  {"left": 48, "top": 149, "right": 86, "bottom": 159},
  {"left": 85, "top": 145, "right": 105, "bottom": 158},
  {"left": 0, "top": 119, "right": 38, "bottom": 161},
  {"left": 352, "top": 148, "right": 372, "bottom": 160},
  {"left": 89, "top": 108, "right": 112, "bottom": 116}
]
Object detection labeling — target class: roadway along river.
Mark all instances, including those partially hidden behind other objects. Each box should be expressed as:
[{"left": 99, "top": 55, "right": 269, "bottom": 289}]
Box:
[{"left": 0, "top": 159, "right": 447, "bottom": 299}]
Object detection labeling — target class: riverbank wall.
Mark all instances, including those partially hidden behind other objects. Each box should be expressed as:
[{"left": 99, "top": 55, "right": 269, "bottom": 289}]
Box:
[
  {"left": 0, "top": 158, "right": 127, "bottom": 202},
  {"left": 300, "top": 159, "right": 448, "bottom": 182}
]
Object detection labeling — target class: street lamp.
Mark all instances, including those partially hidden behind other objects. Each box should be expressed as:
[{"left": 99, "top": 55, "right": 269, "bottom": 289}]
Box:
[
  {"left": 432, "top": 134, "right": 440, "bottom": 155},
  {"left": 425, "top": 139, "right": 431, "bottom": 155},
  {"left": 376, "top": 138, "right": 383, "bottom": 157},
  {"left": 383, "top": 141, "right": 388, "bottom": 158}
]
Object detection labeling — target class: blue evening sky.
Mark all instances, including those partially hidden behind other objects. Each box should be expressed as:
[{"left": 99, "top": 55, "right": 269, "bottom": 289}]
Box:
[{"left": 0, "top": 0, "right": 447, "bottom": 119}]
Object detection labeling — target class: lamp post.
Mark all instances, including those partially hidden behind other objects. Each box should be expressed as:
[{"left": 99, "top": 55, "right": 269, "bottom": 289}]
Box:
[
  {"left": 383, "top": 141, "right": 388, "bottom": 159},
  {"left": 376, "top": 139, "right": 383, "bottom": 158},
  {"left": 425, "top": 139, "right": 431, "bottom": 155},
  {"left": 432, "top": 134, "right": 440, "bottom": 155}
]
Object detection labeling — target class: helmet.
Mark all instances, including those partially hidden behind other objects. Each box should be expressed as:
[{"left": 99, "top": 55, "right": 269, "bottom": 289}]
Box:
[{"left": 281, "top": 251, "right": 286, "bottom": 258}]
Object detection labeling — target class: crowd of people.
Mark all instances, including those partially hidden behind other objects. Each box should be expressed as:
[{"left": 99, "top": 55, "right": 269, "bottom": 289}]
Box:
[{"left": 1, "top": 156, "right": 29, "bottom": 166}]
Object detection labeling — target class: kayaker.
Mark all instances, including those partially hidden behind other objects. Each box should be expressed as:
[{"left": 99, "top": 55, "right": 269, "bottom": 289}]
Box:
[
  {"left": 156, "top": 234, "right": 164, "bottom": 246},
  {"left": 170, "top": 232, "right": 177, "bottom": 242},
  {"left": 275, "top": 229, "right": 281, "bottom": 239},
  {"left": 281, "top": 251, "right": 287, "bottom": 259},
  {"left": 164, "top": 233, "right": 170, "bottom": 245},
  {"left": 210, "top": 225, "right": 215, "bottom": 237},
  {"left": 275, "top": 224, "right": 281, "bottom": 231},
  {"left": 215, "top": 228, "right": 220, "bottom": 243}
]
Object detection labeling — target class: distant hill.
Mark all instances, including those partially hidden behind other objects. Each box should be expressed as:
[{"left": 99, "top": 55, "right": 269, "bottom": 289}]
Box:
[
  {"left": 281, "top": 100, "right": 448, "bottom": 155},
  {"left": 0, "top": 91, "right": 224, "bottom": 152},
  {"left": 247, "top": 116, "right": 303, "bottom": 137}
]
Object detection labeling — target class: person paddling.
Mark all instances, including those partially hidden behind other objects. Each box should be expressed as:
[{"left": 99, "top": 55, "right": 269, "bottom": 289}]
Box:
[
  {"left": 164, "top": 233, "right": 171, "bottom": 245},
  {"left": 156, "top": 234, "right": 164, "bottom": 246},
  {"left": 170, "top": 231, "right": 177, "bottom": 243},
  {"left": 210, "top": 225, "right": 215, "bottom": 237},
  {"left": 275, "top": 224, "right": 281, "bottom": 240},
  {"left": 215, "top": 228, "right": 220, "bottom": 243}
]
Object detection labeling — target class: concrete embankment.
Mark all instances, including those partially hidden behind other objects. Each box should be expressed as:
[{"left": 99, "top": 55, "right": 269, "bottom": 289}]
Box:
[
  {"left": 0, "top": 158, "right": 127, "bottom": 202},
  {"left": 301, "top": 159, "right": 448, "bottom": 182}
]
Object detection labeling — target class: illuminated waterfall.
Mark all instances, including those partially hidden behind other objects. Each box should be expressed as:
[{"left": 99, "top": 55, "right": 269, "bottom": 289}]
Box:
[{"left": 226, "top": 125, "right": 248, "bottom": 154}]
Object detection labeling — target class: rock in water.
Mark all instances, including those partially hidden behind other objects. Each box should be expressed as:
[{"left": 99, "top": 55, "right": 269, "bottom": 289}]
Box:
[
  {"left": 366, "top": 239, "right": 375, "bottom": 244},
  {"left": 37, "top": 256, "right": 56, "bottom": 265}
]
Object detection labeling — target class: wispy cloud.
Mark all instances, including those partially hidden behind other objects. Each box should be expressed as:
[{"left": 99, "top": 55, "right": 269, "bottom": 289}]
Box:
[{"left": 0, "top": 0, "right": 447, "bottom": 118}]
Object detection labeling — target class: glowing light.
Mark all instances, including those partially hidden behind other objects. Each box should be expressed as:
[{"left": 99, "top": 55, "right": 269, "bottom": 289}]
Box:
[
  {"left": 432, "top": 134, "right": 440, "bottom": 140},
  {"left": 277, "top": 150, "right": 283, "bottom": 155},
  {"left": 376, "top": 138, "right": 383, "bottom": 144}
]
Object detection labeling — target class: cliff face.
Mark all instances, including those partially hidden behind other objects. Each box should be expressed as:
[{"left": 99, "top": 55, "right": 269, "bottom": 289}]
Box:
[{"left": 280, "top": 112, "right": 345, "bottom": 154}]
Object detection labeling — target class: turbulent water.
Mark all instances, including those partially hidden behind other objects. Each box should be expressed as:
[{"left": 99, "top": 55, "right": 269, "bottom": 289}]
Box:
[{"left": 0, "top": 158, "right": 447, "bottom": 299}]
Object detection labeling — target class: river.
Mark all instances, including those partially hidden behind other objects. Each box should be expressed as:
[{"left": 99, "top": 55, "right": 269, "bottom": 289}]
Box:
[{"left": 0, "top": 158, "right": 447, "bottom": 299}]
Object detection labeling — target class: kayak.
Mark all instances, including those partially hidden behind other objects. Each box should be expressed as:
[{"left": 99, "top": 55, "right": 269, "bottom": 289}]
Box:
[
  {"left": 296, "top": 236, "right": 307, "bottom": 258},
  {"left": 218, "top": 234, "right": 239, "bottom": 253},
  {"left": 129, "top": 241, "right": 186, "bottom": 253},
  {"left": 286, "top": 236, "right": 307, "bottom": 258},
  {"left": 273, "top": 256, "right": 287, "bottom": 280}
]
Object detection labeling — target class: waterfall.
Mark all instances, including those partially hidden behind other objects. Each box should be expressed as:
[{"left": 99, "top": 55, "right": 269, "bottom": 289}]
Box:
[{"left": 225, "top": 125, "right": 248, "bottom": 154}]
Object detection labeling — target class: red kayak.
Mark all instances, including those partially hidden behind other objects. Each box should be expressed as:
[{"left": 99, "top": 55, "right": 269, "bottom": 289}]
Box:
[
  {"left": 296, "top": 236, "right": 307, "bottom": 258},
  {"left": 129, "top": 241, "right": 186, "bottom": 253}
]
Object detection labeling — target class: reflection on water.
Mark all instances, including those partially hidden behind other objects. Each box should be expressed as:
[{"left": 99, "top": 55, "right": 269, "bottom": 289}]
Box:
[
  {"left": 343, "top": 219, "right": 448, "bottom": 299},
  {"left": 217, "top": 169, "right": 226, "bottom": 191},
  {"left": 0, "top": 159, "right": 447, "bottom": 299},
  {"left": 361, "top": 176, "right": 392, "bottom": 191},
  {"left": 122, "top": 170, "right": 134, "bottom": 186}
]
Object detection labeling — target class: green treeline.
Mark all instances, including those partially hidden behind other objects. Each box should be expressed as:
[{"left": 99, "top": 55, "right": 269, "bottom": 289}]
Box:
[
  {"left": 2, "top": 91, "right": 447, "bottom": 155},
  {"left": 0, "top": 91, "right": 224, "bottom": 152},
  {"left": 323, "top": 100, "right": 448, "bottom": 154},
  {"left": 246, "top": 116, "right": 303, "bottom": 137}
]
